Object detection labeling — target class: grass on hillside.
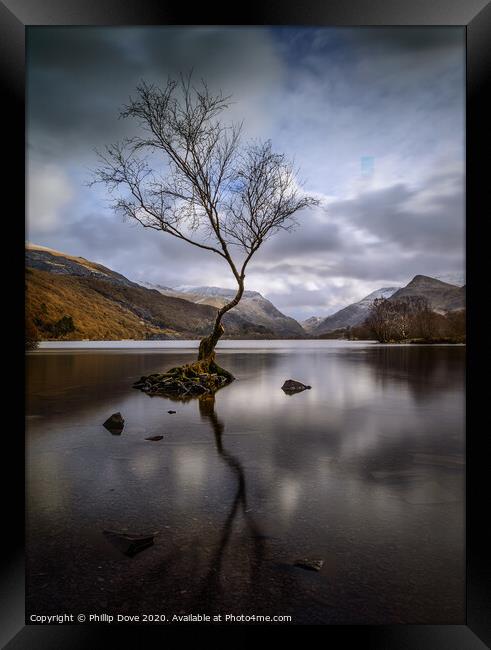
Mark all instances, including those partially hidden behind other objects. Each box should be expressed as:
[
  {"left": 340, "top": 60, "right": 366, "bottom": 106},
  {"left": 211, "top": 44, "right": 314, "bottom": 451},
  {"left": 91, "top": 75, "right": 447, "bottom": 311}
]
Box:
[{"left": 26, "top": 268, "right": 174, "bottom": 341}]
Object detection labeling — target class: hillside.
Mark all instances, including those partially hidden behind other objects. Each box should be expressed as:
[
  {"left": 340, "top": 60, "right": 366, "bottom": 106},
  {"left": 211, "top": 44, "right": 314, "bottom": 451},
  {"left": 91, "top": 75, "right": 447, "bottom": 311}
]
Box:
[
  {"left": 25, "top": 245, "right": 303, "bottom": 340},
  {"left": 26, "top": 243, "right": 140, "bottom": 288},
  {"left": 390, "top": 275, "right": 465, "bottom": 313},
  {"left": 309, "top": 275, "right": 465, "bottom": 336},
  {"left": 26, "top": 267, "right": 224, "bottom": 340},
  {"left": 301, "top": 316, "right": 324, "bottom": 334},
  {"left": 312, "top": 287, "right": 400, "bottom": 335},
  {"left": 145, "top": 284, "right": 306, "bottom": 338}
]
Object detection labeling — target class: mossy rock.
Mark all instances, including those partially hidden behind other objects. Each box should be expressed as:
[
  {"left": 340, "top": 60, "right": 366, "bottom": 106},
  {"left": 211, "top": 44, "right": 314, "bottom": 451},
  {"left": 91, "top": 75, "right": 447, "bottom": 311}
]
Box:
[{"left": 133, "top": 359, "right": 234, "bottom": 399}]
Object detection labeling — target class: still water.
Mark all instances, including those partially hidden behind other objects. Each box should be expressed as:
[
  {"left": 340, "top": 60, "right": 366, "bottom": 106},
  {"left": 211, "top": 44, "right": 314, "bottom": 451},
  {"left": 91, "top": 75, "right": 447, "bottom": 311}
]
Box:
[{"left": 26, "top": 341, "right": 465, "bottom": 624}]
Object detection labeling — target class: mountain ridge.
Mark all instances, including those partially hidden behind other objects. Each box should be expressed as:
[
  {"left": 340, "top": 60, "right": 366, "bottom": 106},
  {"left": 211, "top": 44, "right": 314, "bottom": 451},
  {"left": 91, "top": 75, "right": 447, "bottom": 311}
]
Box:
[
  {"left": 309, "top": 275, "right": 465, "bottom": 336},
  {"left": 25, "top": 245, "right": 465, "bottom": 341},
  {"left": 390, "top": 274, "right": 465, "bottom": 314},
  {"left": 26, "top": 245, "right": 305, "bottom": 340},
  {"left": 311, "top": 286, "right": 400, "bottom": 335},
  {"left": 144, "top": 282, "right": 305, "bottom": 338}
]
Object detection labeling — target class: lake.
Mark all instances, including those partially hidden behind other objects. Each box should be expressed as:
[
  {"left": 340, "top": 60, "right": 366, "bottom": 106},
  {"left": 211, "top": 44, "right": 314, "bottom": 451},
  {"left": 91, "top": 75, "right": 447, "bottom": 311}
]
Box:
[{"left": 26, "top": 340, "right": 465, "bottom": 624}]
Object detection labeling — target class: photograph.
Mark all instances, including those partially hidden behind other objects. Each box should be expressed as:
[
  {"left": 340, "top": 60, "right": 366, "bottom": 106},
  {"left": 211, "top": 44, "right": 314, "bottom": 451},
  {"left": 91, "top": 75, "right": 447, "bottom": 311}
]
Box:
[{"left": 25, "top": 25, "right": 467, "bottom": 626}]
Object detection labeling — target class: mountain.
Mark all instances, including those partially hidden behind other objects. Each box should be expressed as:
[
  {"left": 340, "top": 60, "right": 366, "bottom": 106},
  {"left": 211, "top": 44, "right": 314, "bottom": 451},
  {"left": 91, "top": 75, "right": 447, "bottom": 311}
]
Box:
[
  {"left": 26, "top": 245, "right": 304, "bottom": 340},
  {"left": 26, "top": 246, "right": 219, "bottom": 340},
  {"left": 312, "top": 287, "right": 400, "bottom": 335},
  {"left": 140, "top": 280, "right": 174, "bottom": 292},
  {"left": 309, "top": 275, "right": 465, "bottom": 336},
  {"left": 26, "top": 243, "right": 141, "bottom": 288},
  {"left": 146, "top": 284, "right": 305, "bottom": 338},
  {"left": 390, "top": 275, "right": 465, "bottom": 313},
  {"left": 301, "top": 316, "right": 324, "bottom": 334}
]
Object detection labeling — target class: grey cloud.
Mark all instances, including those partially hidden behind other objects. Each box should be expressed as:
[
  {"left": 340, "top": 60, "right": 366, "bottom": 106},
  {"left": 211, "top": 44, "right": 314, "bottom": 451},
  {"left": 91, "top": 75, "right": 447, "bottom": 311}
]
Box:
[
  {"left": 257, "top": 212, "right": 342, "bottom": 260},
  {"left": 27, "top": 27, "right": 465, "bottom": 321},
  {"left": 27, "top": 27, "right": 282, "bottom": 161},
  {"left": 31, "top": 211, "right": 237, "bottom": 290},
  {"left": 328, "top": 172, "right": 465, "bottom": 253}
]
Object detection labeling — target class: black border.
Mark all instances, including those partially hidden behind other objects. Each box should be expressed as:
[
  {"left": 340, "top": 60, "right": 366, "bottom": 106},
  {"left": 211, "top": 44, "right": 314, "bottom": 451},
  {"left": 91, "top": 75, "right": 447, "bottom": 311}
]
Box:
[{"left": 3, "top": 1, "right": 490, "bottom": 647}]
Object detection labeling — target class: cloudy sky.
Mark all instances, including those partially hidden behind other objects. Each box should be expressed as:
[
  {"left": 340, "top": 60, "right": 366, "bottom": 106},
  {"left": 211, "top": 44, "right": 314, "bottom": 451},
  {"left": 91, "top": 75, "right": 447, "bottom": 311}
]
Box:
[{"left": 27, "top": 26, "right": 465, "bottom": 320}]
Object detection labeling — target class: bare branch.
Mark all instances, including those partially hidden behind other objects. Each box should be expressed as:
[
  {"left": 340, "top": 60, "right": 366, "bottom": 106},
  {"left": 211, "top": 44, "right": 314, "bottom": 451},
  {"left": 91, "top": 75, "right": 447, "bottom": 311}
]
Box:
[{"left": 90, "top": 74, "right": 320, "bottom": 351}]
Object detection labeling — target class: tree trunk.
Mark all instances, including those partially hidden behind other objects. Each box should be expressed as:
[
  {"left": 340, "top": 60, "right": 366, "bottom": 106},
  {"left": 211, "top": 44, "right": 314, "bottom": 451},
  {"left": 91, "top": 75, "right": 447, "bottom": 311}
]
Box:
[
  {"left": 197, "top": 279, "right": 244, "bottom": 365},
  {"left": 133, "top": 281, "right": 243, "bottom": 398}
]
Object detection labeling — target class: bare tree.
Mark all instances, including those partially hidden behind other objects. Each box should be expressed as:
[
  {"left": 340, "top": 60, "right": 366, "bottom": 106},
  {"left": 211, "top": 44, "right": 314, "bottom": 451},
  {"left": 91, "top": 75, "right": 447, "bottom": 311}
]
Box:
[
  {"left": 91, "top": 75, "right": 318, "bottom": 376},
  {"left": 410, "top": 296, "right": 437, "bottom": 340},
  {"left": 366, "top": 298, "right": 395, "bottom": 343},
  {"left": 392, "top": 299, "right": 412, "bottom": 341},
  {"left": 366, "top": 295, "right": 441, "bottom": 343}
]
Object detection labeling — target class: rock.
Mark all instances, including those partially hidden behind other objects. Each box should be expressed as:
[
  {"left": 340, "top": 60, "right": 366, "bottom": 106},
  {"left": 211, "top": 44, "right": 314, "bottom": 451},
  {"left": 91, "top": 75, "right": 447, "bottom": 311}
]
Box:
[
  {"left": 145, "top": 435, "right": 164, "bottom": 441},
  {"left": 103, "top": 530, "right": 156, "bottom": 557},
  {"left": 294, "top": 558, "right": 324, "bottom": 572},
  {"left": 133, "top": 362, "right": 234, "bottom": 399},
  {"left": 281, "top": 379, "right": 311, "bottom": 394},
  {"left": 168, "top": 410, "right": 176, "bottom": 414},
  {"left": 103, "top": 412, "right": 125, "bottom": 434}
]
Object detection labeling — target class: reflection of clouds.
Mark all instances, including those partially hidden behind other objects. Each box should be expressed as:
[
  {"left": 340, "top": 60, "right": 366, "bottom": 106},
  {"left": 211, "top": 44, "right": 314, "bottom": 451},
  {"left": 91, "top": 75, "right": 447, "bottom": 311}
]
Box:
[
  {"left": 277, "top": 477, "right": 302, "bottom": 518},
  {"left": 129, "top": 451, "right": 163, "bottom": 480},
  {"left": 28, "top": 452, "right": 67, "bottom": 516},
  {"left": 27, "top": 344, "right": 464, "bottom": 549},
  {"left": 218, "top": 350, "right": 382, "bottom": 417},
  {"left": 27, "top": 344, "right": 465, "bottom": 623},
  {"left": 173, "top": 447, "right": 208, "bottom": 491},
  {"left": 340, "top": 421, "right": 382, "bottom": 456},
  {"left": 315, "top": 456, "right": 335, "bottom": 478}
]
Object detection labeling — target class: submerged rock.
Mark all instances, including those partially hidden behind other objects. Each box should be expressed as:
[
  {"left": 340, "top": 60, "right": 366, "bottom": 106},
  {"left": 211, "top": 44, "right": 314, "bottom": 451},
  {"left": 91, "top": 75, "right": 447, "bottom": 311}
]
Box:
[
  {"left": 145, "top": 435, "right": 164, "bottom": 441},
  {"left": 103, "top": 412, "right": 125, "bottom": 434},
  {"left": 281, "top": 379, "right": 311, "bottom": 394},
  {"left": 103, "top": 530, "right": 157, "bottom": 557},
  {"left": 294, "top": 558, "right": 324, "bottom": 572}
]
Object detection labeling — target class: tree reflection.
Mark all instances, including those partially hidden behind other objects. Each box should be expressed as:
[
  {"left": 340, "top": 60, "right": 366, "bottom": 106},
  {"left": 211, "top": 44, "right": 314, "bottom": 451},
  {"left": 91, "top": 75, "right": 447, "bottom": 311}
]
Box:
[
  {"left": 347, "top": 345, "right": 465, "bottom": 403},
  {"left": 194, "top": 393, "right": 266, "bottom": 608}
]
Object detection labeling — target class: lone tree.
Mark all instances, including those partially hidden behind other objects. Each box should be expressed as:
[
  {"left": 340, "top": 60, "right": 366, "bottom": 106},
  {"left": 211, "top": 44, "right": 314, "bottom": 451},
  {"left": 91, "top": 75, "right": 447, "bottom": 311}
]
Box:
[{"left": 92, "top": 75, "right": 318, "bottom": 391}]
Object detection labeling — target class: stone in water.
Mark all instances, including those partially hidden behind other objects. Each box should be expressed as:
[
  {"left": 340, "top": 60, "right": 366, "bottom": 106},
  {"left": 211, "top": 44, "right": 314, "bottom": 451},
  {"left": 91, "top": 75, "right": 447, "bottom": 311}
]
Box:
[
  {"left": 282, "top": 379, "right": 311, "bottom": 394},
  {"left": 294, "top": 558, "right": 324, "bottom": 572},
  {"left": 103, "top": 530, "right": 156, "bottom": 557},
  {"left": 103, "top": 412, "right": 124, "bottom": 434}
]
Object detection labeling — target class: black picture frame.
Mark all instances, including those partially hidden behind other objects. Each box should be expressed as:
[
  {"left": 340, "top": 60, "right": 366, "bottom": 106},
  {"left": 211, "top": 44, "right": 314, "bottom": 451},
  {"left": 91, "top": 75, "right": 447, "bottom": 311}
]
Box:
[{"left": 2, "top": 1, "right": 489, "bottom": 647}]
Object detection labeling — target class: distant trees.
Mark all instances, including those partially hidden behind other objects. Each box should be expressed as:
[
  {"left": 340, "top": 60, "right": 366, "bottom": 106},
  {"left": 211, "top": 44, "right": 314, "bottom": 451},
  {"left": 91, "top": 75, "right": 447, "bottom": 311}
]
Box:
[
  {"left": 411, "top": 297, "right": 439, "bottom": 340},
  {"left": 443, "top": 309, "right": 466, "bottom": 340},
  {"left": 54, "top": 315, "right": 75, "bottom": 336},
  {"left": 364, "top": 297, "right": 465, "bottom": 343},
  {"left": 346, "top": 323, "right": 371, "bottom": 341},
  {"left": 25, "top": 311, "right": 40, "bottom": 350},
  {"left": 365, "top": 298, "right": 401, "bottom": 343},
  {"left": 31, "top": 313, "right": 76, "bottom": 340}
]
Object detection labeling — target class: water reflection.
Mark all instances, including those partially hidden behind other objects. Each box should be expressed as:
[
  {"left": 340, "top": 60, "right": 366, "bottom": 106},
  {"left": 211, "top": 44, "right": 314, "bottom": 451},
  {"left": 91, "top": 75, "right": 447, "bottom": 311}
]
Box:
[
  {"left": 354, "top": 346, "right": 465, "bottom": 404},
  {"left": 194, "top": 395, "right": 266, "bottom": 607},
  {"left": 26, "top": 343, "right": 465, "bottom": 623}
]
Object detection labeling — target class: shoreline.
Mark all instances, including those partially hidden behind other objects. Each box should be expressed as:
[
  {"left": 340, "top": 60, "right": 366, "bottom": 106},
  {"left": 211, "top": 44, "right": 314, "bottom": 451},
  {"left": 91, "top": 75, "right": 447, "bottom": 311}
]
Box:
[{"left": 28, "top": 339, "right": 466, "bottom": 352}]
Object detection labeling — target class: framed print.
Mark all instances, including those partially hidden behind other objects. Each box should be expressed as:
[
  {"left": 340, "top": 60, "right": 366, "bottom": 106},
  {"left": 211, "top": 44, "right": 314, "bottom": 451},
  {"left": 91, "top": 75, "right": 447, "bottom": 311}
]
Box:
[{"left": 2, "top": 0, "right": 490, "bottom": 647}]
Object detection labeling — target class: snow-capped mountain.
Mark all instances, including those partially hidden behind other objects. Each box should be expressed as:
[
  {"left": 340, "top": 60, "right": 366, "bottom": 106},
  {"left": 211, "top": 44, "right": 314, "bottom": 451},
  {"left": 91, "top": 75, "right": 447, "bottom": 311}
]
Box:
[
  {"left": 301, "top": 316, "right": 325, "bottom": 334},
  {"left": 26, "top": 245, "right": 305, "bottom": 340},
  {"left": 147, "top": 284, "right": 305, "bottom": 338},
  {"left": 312, "top": 287, "right": 400, "bottom": 335},
  {"left": 176, "top": 285, "right": 261, "bottom": 299}
]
